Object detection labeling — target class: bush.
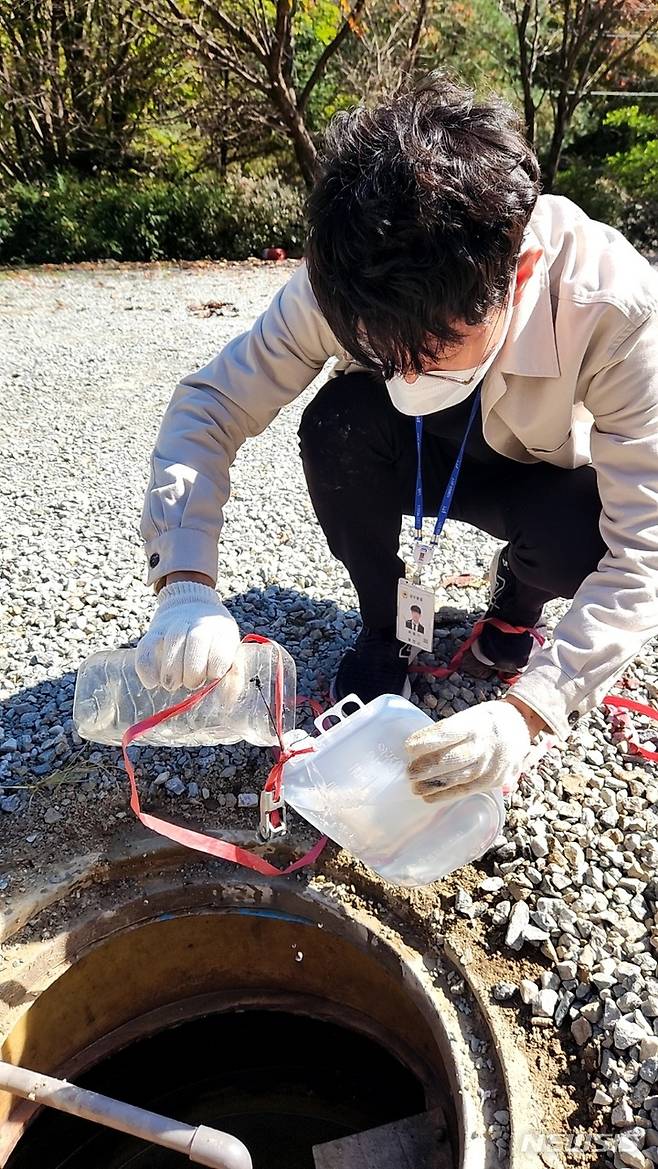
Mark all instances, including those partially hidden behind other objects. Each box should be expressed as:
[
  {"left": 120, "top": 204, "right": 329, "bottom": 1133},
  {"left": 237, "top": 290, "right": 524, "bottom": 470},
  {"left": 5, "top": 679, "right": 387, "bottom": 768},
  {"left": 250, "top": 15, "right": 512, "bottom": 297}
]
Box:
[
  {"left": 0, "top": 172, "right": 307, "bottom": 264},
  {"left": 555, "top": 106, "right": 658, "bottom": 253}
]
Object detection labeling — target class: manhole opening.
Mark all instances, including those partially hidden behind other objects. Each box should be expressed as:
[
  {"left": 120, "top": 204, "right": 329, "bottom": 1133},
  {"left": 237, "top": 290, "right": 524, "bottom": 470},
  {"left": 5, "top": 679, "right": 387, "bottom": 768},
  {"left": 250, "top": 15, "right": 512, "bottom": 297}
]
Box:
[{"left": 7, "top": 1009, "right": 427, "bottom": 1169}]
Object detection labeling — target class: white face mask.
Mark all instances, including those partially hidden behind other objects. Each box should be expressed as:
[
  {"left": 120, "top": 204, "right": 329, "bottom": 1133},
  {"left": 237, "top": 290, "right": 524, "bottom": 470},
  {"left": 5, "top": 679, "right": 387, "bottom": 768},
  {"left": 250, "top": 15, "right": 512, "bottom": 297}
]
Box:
[{"left": 385, "top": 285, "right": 516, "bottom": 417}]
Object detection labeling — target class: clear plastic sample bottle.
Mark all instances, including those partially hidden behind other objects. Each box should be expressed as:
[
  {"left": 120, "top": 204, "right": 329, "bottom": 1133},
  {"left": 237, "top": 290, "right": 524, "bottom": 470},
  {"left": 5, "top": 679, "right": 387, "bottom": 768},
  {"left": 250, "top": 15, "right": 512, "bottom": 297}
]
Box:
[{"left": 73, "top": 640, "right": 296, "bottom": 749}]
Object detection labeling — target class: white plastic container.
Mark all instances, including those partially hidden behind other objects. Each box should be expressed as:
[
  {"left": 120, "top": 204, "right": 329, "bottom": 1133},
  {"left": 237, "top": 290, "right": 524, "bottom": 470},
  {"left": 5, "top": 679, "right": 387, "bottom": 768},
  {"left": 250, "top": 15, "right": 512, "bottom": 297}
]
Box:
[
  {"left": 73, "top": 641, "right": 296, "bottom": 748},
  {"left": 282, "top": 693, "right": 505, "bottom": 887}
]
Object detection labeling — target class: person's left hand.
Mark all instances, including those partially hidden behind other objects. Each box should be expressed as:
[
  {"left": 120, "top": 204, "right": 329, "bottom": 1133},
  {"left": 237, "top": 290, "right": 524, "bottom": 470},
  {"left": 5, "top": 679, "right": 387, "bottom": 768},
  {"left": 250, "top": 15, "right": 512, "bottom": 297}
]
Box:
[{"left": 405, "top": 699, "right": 533, "bottom": 804}]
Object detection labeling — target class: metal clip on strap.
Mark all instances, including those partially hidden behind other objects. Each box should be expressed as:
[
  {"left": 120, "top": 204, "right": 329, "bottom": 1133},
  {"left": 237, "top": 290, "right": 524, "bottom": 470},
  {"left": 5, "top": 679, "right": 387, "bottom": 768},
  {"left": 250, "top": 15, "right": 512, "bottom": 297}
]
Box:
[{"left": 259, "top": 788, "right": 287, "bottom": 841}]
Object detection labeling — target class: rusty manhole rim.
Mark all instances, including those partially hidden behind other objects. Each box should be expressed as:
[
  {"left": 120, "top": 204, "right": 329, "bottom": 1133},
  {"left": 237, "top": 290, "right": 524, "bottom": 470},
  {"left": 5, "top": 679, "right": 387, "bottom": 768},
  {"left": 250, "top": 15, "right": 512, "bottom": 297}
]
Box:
[{"left": 0, "top": 831, "right": 543, "bottom": 1168}]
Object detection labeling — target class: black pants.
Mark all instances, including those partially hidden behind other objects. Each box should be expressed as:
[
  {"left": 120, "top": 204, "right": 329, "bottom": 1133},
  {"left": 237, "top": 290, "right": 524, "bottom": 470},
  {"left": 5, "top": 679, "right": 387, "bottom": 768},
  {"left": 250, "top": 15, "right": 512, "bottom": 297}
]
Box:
[{"left": 298, "top": 372, "right": 607, "bottom": 630}]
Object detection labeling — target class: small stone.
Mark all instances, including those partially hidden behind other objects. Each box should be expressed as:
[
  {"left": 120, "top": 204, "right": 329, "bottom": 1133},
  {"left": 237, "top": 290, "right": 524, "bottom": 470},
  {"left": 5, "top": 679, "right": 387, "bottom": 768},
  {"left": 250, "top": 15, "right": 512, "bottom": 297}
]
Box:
[
  {"left": 581, "top": 1000, "right": 603, "bottom": 1025},
  {"left": 631, "top": 1082, "right": 652, "bottom": 1108},
  {"left": 612, "top": 1100, "right": 635, "bottom": 1128},
  {"left": 0, "top": 795, "right": 20, "bottom": 813},
  {"left": 592, "top": 971, "right": 618, "bottom": 990},
  {"left": 187, "top": 782, "right": 199, "bottom": 798},
  {"left": 571, "top": 1017, "right": 593, "bottom": 1045},
  {"left": 541, "top": 971, "right": 561, "bottom": 991},
  {"left": 640, "top": 1059, "right": 658, "bottom": 1085},
  {"left": 530, "top": 836, "right": 549, "bottom": 858},
  {"left": 617, "top": 1135, "right": 649, "bottom": 1167},
  {"left": 492, "top": 981, "right": 517, "bottom": 1002},
  {"left": 586, "top": 748, "right": 605, "bottom": 767},
  {"left": 593, "top": 1089, "right": 613, "bottom": 1106},
  {"left": 44, "top": 808, "right": 62, "bottom": 825},
  {"left": 505, "top": 900, "right": 530, "bottom": 950},
  {"left": 507, "top": 878, "right": 532, "bottom": 900},
  {"left": 238, "top": 792, "right": 259, "bottom": 808},
  {"left": 626, "top": 1124, "right": 649, "bottom": 1149},
  {"left": 494, "top": 1109, "right": 510, "bottom": 1124},
  {"left": 523, "top": 924, "right": 551, "bottom": 945},
  {"left": 531, "top": 910, "right": 556, "bottom": 933},
  {"left": 578, "top": 943, "right": 597, "bottom": 970},
  {"left": 555, "top": 989, "right": 574, "bottom": 1026},
  {"left": 535, "top": 988, "right": 559, "bottom": 1017},
  {"left": 492, "top": 900, "right": 511, "bottom": 927},
  {"left": 644, "top": 1039, "right": 658, "bottom": 1062},
  {"left": 604, "top": 1000, "right": 623, "bottom": 1028},
  {"left": 557, "top": 960, "right": 578, "bottom": 982},
  {"left": 618, "top": 992, "right": 644, "bottom": 1014},
  {"left": 455, "top": 888, "right": 476, "bottom": 917},
  {"left": 479, "top": 876, "right": 505, "bottom": 893},
  {"left": 165, "top": 777, "right": 185, "bottom": 796},
  {"left": 520, "top": 979, "right": 539, "bottom": 1006},
  {"left": 616, "top": 1018, "right": 651, "bottom": 1051}
]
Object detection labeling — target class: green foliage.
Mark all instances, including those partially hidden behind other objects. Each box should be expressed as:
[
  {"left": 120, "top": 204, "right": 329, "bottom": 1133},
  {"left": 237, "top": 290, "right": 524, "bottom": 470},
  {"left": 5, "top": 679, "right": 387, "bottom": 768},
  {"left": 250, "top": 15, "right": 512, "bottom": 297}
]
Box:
[
  {"left": 604, "top": 106, "right": 658, "bottom": 197},
  {"left": 0, "top": 172, "right": 307, "bottom": 264},
  {"left": 555, "top": 106, "right": 658, "bottom": 251},
  {"left": 605, "top": 105, "right": 658, "bottom": 141},
  {"left": 0, "top": 1, "right": 182, "bottom": 181}
]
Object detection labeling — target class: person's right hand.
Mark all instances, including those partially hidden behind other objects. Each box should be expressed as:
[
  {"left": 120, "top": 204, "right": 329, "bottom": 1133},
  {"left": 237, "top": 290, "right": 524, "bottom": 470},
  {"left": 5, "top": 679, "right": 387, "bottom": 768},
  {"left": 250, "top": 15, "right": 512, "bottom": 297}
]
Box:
[{"left": 135, "top": 581, "right": 240, "bottom": 692}]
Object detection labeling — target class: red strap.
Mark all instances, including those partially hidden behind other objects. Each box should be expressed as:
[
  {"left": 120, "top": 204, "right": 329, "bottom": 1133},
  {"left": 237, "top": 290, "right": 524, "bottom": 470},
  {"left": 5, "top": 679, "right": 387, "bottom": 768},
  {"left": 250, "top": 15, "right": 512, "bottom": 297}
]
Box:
[
  {"left": 120, "top": 628, "right": 657, "bottom": 876},
  {"left": 410, "top": 620, "right": 657, "bottom": 761},
  {"left": 121, "top": 637, "right": 327, "bottom": 877},
  {"left": 602, "top": 694, "right": 658, "bottom": 762},
  {"left": 409, "top": 617, "right": 545, "bottom": 682}
]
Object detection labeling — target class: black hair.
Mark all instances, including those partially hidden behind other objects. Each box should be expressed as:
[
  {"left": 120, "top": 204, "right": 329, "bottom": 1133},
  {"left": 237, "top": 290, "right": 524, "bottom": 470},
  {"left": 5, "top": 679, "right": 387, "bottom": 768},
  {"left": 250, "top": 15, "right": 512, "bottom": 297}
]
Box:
[{"left": 305, "top": 72, "right": 541, "bottom": 378}]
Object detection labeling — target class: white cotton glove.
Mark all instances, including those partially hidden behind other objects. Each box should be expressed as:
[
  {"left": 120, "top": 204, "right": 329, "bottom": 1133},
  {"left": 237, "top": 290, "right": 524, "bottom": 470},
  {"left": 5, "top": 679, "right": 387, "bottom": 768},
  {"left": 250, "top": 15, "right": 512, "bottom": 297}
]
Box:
[
  {"left": 406, "top": 700, "right": 532, "bottom": 805},
  {"left": 135, "top": 581, "right": 241, "bottom": 692}
]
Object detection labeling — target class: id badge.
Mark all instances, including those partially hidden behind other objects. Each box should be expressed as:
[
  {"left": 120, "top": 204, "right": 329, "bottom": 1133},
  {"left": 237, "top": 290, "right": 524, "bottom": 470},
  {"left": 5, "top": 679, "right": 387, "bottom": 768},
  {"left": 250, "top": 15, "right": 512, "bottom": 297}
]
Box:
[
  {"left": 396, "top": 578, "right": 434, "bottom": 652},
  {"left": 413, "top": 541, "right": 434, "bottom": 567}
]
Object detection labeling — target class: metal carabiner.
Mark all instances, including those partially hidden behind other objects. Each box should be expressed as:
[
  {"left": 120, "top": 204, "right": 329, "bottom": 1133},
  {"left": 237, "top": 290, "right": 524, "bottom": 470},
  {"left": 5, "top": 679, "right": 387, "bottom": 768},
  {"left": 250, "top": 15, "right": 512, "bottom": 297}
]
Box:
[{"left": 258, "top": 788, "right": 287, "bottom": 842}]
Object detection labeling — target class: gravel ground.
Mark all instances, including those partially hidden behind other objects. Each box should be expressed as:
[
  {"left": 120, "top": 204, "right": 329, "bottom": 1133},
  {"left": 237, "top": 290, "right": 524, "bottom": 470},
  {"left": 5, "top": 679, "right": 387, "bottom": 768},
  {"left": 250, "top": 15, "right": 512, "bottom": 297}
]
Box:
[{"left": 2, "top": 259, "right": 658, "bottom": 1168}]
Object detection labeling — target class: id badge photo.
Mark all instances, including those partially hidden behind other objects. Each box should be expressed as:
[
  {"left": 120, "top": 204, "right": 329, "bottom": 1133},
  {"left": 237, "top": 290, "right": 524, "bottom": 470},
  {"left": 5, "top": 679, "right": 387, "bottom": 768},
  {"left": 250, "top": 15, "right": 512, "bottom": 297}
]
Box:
[{"left": 396, "top": 578, "right": 434, "bottom": 653}]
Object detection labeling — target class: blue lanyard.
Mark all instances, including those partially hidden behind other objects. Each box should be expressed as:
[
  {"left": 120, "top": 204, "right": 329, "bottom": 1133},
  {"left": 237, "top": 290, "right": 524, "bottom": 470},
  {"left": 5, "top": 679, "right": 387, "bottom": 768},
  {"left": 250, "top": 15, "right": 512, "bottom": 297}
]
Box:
[{"left": 414, "top": 386, "right": 482, "bottom": 542}]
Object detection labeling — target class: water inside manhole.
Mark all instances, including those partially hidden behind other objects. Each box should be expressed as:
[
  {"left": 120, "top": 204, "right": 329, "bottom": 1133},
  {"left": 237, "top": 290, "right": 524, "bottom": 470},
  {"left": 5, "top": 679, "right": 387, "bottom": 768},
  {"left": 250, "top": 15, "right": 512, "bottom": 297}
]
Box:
[{"left": 7, "top": 1010, "right": 426, "bottom": 1169}]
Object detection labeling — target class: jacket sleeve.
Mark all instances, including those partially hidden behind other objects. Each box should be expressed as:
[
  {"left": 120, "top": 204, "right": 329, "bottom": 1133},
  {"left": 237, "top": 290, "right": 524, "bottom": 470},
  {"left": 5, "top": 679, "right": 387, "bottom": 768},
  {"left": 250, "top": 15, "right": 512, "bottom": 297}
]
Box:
[
  {"left": 140, "top": 262, "right": 340, "bottom": 586},
  {"left": 510, "top": 309, "right": 658, "bottom": 740}
]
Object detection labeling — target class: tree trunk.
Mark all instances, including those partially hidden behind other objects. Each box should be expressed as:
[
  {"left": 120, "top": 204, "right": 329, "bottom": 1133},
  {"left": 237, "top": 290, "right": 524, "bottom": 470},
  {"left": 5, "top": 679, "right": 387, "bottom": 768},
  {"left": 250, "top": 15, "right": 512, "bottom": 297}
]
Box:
[
  {"left": 270, "top": 80, "right": 318, "bottom": 187},
  {"left": 289, "top": 113, "right": 318, "bottom": 187},
  {"left": 543, "top": 101, "right": 569, "bottom": 191},
  {"left": 515, "top": 1, "right": 536, "bottom": 147}
]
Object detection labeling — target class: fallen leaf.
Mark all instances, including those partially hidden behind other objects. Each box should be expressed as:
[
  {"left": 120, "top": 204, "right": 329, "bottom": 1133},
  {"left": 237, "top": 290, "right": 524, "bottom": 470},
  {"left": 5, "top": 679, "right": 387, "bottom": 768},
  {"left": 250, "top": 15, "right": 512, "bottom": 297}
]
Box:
[{"left": 187, "top": 300, "right": 238, "bottom": 318}]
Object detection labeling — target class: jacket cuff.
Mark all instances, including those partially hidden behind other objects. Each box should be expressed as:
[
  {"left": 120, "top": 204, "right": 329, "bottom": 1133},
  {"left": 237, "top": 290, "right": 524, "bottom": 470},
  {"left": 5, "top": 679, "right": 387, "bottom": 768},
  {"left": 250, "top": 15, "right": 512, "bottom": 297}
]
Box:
[
  {"left": 143, "top": 528, "right": 219, "bottom": 588},
  {"left": 507, "top": 659, "right": 583, "bottom": 742}
]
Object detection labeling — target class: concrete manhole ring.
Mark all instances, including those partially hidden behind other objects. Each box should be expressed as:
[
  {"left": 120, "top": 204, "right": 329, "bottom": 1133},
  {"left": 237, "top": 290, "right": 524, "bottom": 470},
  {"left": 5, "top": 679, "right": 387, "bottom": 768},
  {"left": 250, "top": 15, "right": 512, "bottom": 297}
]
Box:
[{"left": 0, "top": 828, "right": 546, "bottom": 1168}]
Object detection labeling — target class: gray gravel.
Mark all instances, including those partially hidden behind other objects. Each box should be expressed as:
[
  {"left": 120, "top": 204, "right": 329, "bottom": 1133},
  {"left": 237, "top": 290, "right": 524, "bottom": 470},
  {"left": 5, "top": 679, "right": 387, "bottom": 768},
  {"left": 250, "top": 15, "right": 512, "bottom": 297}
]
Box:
[{"left": 2, "top": 258, "right": 658, "bottom": 1167}]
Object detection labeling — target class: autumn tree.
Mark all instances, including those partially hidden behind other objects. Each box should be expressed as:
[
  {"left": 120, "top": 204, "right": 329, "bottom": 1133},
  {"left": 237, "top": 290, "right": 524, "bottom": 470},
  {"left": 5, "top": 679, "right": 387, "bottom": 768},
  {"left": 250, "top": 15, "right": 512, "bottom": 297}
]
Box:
[
  {"left": 147, "top": 0, "right": 376, "bottom": 186},
  {"left": 501, "top": 0, "right": 658, "bottom": 190}
]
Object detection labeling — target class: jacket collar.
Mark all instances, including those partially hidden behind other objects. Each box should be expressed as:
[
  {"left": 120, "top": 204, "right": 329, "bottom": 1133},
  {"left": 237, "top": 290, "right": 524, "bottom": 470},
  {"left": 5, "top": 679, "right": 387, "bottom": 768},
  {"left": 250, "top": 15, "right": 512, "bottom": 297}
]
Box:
[{"left": 495, "top": 227, "right": 561, "bottom": 380}]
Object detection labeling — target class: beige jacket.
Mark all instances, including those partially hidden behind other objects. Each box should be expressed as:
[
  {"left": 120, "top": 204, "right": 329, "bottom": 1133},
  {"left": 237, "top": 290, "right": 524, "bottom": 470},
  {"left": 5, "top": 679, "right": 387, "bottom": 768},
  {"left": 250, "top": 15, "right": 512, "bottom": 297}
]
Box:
[{"left": 141, "top": 195, "right": 658, "bottom": 740}]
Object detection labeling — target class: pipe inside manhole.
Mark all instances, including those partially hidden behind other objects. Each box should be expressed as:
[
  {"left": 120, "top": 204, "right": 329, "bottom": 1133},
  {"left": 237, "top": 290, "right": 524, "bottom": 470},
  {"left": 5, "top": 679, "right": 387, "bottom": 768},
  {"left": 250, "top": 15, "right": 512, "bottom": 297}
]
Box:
[
  {"left": 1, "top": 871, "right": 477, "bottom": 1168},
  {"left": 5, "top": 1010, "right": 427, "bottom": 1169}
]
